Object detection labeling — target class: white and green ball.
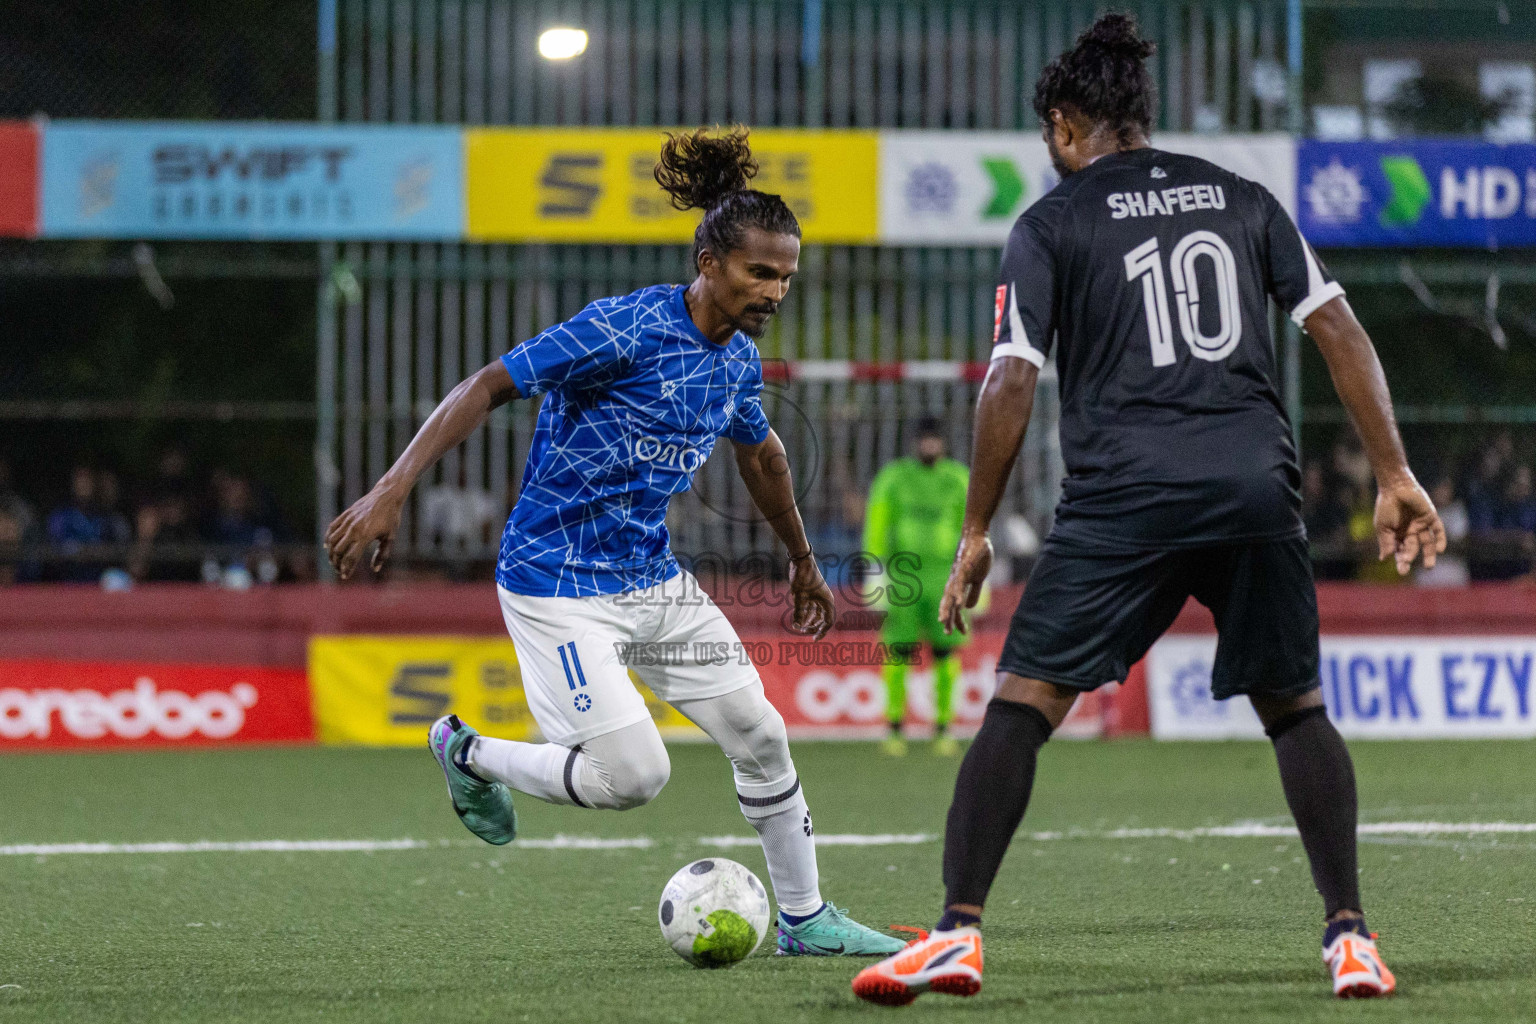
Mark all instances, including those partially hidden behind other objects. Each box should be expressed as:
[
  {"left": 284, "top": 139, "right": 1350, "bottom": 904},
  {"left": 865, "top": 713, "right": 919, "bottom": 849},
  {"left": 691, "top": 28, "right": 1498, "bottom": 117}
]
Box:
[{"left": 658, "top": 858, "right": 772, "bottom": 968}]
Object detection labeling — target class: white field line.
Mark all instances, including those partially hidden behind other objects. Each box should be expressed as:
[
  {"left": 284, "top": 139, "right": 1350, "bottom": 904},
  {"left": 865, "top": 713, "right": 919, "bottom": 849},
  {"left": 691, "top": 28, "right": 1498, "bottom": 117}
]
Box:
[
  {"left": 700, "top": 833, "right": 935, "bottom": 848},
  {"left": 1028, "top": 821, "right": 1536, "bottom": 842},
  {"left": 4, "top": 822, "right": 1533, "bottom": 857},
  {"left": 0, "top": 835, "right": 653, "bottom": 856}
]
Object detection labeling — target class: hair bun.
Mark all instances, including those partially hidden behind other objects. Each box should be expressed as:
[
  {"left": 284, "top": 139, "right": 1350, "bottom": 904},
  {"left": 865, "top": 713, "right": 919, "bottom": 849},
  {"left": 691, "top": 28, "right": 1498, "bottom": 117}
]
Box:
[
  {"left": 653, "top": 126, "right": 759, "bottom": 212},
  {"left": 1080, "top": 13, "right": 1155, "bottom": 60}
]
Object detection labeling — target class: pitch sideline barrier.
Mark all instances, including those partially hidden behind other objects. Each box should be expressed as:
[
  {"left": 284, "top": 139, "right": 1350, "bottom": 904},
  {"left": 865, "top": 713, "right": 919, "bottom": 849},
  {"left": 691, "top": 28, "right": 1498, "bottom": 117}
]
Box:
[{"left": 2, "top": 583, "right": 1533, "bottom": 745}]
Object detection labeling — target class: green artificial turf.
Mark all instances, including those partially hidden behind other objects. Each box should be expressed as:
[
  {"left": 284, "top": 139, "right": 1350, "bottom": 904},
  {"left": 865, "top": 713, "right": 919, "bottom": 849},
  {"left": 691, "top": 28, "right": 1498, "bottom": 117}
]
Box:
[{"left": 2, "top": 739, "right": 1532, "bottom": 1023}]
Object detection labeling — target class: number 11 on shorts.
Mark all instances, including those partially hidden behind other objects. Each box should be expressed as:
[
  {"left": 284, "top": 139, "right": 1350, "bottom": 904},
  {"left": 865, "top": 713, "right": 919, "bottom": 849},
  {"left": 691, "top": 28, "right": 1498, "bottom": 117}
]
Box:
[{"left": 558, "top": 641, "right": 589, "bottom": 690}]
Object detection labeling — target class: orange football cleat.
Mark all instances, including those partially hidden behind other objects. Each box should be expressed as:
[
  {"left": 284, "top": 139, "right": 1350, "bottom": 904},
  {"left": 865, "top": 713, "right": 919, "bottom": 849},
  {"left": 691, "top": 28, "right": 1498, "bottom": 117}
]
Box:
[
  {"left": 1324, "top": 930, "right": 1397, "bottom": 998},
  {"left": 851, "top": 926, "right": 983, "bottom": 1006}
]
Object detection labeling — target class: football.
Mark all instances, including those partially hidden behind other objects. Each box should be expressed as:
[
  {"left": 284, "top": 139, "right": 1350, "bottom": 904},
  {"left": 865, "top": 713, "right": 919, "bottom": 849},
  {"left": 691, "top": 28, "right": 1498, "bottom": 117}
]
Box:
[{"left": 658, "top": 858, "right": 773, "bottom": 968}]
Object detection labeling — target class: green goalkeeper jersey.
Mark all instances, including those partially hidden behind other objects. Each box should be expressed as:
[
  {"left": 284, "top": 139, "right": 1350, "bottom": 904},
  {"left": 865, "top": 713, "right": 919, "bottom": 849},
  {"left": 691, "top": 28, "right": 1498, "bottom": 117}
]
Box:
[{"left": 862, "top": 456, "right": 970, "bottom": 582}]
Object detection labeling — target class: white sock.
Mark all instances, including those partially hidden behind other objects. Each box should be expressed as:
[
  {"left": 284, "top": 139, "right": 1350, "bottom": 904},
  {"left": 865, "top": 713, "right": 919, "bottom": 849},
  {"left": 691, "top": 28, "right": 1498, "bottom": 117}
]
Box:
[
  {"left": 668, "top": 683, "right": 822, "bottom": 916},
  {"left": 468, "top": 736, "right": 588, "bottom": 807},
  {"left": 742, "top": 785, "right": 822, "bottom": 917}
]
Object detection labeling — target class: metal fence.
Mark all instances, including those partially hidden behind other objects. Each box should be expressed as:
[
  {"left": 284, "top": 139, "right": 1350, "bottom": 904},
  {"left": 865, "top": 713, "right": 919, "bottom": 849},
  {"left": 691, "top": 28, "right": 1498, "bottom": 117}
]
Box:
[
  {"left": 316, "top": 0, "right": 1297, "bottom": 572},
  {"left": 324, "top": 0, "right": 1293, "bottom": 131},
  {"left": 318, "top": 241, "right": 1064, "bottom": 568}
]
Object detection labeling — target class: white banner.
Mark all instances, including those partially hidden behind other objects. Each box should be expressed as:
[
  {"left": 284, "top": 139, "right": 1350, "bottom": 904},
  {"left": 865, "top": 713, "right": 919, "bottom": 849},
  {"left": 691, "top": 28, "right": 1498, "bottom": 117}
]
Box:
[
  {"left": 1149, "top": 635, "right": 1536, "bottom": 740},
  {"left": 878, "top": 132, "right": 1296, "bottom": 245}
]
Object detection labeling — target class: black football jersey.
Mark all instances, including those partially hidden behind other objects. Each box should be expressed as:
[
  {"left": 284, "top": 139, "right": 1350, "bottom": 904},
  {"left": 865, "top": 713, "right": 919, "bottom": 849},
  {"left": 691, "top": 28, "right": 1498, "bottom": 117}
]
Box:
[{"left": 991, "top": 147, "right": 1344, "bottom": 549}]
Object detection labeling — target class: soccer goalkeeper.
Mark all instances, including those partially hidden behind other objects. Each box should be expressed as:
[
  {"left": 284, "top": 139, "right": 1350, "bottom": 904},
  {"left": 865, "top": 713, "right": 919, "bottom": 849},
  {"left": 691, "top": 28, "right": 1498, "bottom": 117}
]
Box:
[{"left": 863, "top": 416, "right": 972, "bottom": 756}]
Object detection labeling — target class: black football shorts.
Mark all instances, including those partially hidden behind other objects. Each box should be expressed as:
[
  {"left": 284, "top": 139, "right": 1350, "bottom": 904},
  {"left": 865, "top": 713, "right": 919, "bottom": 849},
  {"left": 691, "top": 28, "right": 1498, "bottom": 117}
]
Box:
[{"left": 998, "top": 533, "right": 1320, "bottom": 700}]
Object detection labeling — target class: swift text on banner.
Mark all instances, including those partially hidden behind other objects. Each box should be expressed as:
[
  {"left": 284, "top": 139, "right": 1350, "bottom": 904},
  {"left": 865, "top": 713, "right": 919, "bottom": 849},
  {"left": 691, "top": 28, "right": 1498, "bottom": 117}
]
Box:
[{"left": 40, "top": 122, "right": 464, "bottom": 240}]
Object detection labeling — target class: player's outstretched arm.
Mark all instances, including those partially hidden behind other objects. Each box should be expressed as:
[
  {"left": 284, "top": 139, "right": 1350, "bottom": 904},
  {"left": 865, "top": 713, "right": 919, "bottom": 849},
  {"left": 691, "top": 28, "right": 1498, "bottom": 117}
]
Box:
[
  {"left": 325, "top": 361, "right": 521, "bottom": 579},
  {"left": 730, "top": 429, "right": 834, "bottom": 640},
  {"left": 939, "top": 356, "right": 1038, "bottom": 635},
  {"left": 1305, "top": 297, "right": 1446, "bottom": 575}
]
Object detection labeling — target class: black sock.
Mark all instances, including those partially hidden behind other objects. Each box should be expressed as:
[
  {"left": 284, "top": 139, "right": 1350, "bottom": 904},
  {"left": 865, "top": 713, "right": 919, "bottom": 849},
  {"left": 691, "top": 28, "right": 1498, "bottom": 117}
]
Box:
[
  {"left": 935, "top": 908, "right": 980, "bottom": 932},
  {"left": 940, "top": 698, "right": 1053, "bottom": 916},
  {"left": 1322, "top": 915, "right": 1370, "bottom": 949},
  {"left": 1267, "top": 705, "right": 1362, "bottom": 917},
  {"left": 452, "top": 737, "right": 491, "bottom": 784}
]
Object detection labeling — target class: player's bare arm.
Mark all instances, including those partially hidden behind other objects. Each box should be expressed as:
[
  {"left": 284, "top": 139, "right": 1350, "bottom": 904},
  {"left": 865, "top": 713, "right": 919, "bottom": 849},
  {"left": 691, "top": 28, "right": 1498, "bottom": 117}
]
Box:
[
  {"left": 324, "top": 360, "right": 521, "bottom": 579},
  {"left": 731, "top": 428, "right": 834, "bottom": 640},
  {"left": 1304, "top": 296, "right": 1446, "bottom": 575},
  {"left": 939, "top": 356, "right": 1039, "bottom": 635}
]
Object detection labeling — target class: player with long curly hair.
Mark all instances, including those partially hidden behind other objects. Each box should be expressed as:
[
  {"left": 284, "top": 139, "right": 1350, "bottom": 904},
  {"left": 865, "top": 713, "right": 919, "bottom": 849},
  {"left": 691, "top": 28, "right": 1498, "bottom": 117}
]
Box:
[{"left": 327, "top": 126, "right": 904, "bottom": 959}]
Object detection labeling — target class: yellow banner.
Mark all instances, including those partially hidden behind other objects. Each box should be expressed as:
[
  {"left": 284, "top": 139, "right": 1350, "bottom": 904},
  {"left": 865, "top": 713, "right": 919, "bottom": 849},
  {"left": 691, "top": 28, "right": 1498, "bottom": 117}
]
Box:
[
  {"left": 466, "top": 128, "right": 878, "bottom": 243},
  {"left": 309, "top": 635, "right": 701, "bottom": 747}
]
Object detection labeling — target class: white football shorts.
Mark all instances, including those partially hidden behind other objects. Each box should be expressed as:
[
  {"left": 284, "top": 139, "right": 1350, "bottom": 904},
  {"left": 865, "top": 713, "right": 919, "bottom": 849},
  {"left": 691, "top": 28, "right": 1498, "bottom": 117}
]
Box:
[{"left": 497, "top": 569, "right": 761, "bottom": 746}]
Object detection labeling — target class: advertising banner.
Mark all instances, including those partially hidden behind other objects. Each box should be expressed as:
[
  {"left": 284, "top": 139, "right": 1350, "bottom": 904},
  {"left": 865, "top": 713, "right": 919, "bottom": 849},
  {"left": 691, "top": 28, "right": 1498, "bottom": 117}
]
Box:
[
  {"left": 1148, "top": 635, "right": 1536, "bottom": 740},
  {"left": 745, "top": 629, "right": 1109, "bottom": 739},
  {"left": 466, "top": 128, "right": 879, "bottom": 243},
  {"left": 308, "top": 631, "right": 1110, "bottom": 744},
  {"left": 879, "top": 132, "right": 1296, "bottom": 244},
  {"left": 0, "top": 120, "right": 39, "bottom": 237},
  {"left": 309, "top": 636, "right": 701, "bottom": 746},
  {"left": 1298, "top": 140, "right": 1536, "bottom": 248},
  {"left": 40, "top": 122, "right": 463, "bottom": 239},
  {"left": 0, "top": 659, "right": 313, "bottom": 748}
]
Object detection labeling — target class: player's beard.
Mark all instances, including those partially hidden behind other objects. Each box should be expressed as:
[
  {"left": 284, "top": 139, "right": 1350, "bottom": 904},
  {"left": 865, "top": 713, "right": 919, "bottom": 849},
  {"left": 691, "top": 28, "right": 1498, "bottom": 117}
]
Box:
[
  {"left": 737, "top": 304, "right": 777, "bottom": 339},
  {"left": 1045, "top": 133, "right": 1073, "bottom": 179}
]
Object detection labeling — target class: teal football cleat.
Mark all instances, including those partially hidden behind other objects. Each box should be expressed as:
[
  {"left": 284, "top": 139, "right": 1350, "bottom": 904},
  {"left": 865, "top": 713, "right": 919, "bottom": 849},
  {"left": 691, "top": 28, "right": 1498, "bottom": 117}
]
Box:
[
  {"left": 428, "top": 715, "right": 517, "bottom": 846},
  {"left": 776, "top": 903, "right": 906, "bottom": 956}
]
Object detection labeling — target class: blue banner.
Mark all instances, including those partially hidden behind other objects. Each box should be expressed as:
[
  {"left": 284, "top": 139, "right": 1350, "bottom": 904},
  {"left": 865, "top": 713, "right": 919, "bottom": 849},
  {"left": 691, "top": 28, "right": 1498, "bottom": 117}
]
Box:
[
  {"left": 1299, "top": 140, "right": 1536, "bottom": 248},
  {"left": 40, "top": 122, "right": 463, "bottom": 239},
  {"left": 1150, "top": 635, "right": 1536, "bottom": 740}
]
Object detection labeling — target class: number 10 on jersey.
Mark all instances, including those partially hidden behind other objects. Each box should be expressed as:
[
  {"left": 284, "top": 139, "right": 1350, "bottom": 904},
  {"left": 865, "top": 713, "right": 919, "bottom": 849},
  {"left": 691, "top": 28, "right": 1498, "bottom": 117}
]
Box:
[{"left": 1124, "top": 231, "right": 1243, "bottom": 366}]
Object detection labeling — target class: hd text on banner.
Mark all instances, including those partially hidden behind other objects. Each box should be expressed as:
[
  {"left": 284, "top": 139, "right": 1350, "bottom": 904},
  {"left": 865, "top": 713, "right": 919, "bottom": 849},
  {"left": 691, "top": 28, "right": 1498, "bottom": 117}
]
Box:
[
  {"left": 1148, "top": 635, "right": 1536, "bottom": 740},
  {"left": 0, "top": 658, "right": 313, "bottom": 748},
  {"left": 308, "top": 635, "right": 700, "bottom": 746},
  {"left": 40, "top": 122, "right": 464, "bottom": 239},
  {"left": 466, "top": 128, "right": 879, "bottom": 243},
  {"left": 1300, "top": 140, "right": 1536, "bottom": 248}
]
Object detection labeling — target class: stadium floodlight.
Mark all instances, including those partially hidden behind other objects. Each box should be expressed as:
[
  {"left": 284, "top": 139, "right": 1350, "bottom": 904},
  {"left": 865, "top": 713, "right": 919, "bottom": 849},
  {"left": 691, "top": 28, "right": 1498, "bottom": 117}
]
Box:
[{"left": 538, "top": 27, "right": 588, "bottom": 60}]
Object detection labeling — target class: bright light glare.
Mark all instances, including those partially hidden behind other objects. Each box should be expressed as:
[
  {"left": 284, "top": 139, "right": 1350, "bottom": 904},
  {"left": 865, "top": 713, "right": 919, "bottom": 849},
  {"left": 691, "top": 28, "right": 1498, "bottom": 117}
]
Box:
[{"left": 538, "top": 28, "right": 588, "bottom": 60}]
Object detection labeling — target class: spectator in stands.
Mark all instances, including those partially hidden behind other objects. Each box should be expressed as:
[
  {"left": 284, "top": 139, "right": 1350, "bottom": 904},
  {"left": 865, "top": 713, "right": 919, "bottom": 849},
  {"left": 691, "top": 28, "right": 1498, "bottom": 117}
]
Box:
[
  {"left": 1499, "top": 464, "right": 1536, "bottom": 534},
  {"left": 1327, "top": 433, "right": 1402, "bottom": 583},
  {"left": 149, "top": 447, "right": 197, "bottom": 512},
  {"left": 1415, "top": 476, "right": 1470, "bottom": 587},
  {"left": 130, "top": 491, "right": 203, "bottom": 582},
  {"left": 1497, "top": 464, "right": 1536, "bottom": 579},
  {"left": 46, "top": 465, "right": 130, "bottom": 582},
  {"left": 420, "top": 467, "right": 504, "bottom": 551},
  {"left": 201, "top": 471, "right": 278, "bottom": 586},
  {"left": 0, "top": 457, "right": 38, "bottom": 544},
  {"left": 1464, "top": 444, "right": 1508, "bottom": 535},
  {"left": 1467, "top": 454, "right": 1536, "bottom": 581},
  {"left": 1302, "top": 461, "right": 1352, "bottom": 580},
  {"left": 0, "top": 458, "right": 41, "bottom": 584},
  {"left": 0, "top": 507, "right": 22, "bottom": 585},
  {"left": 95, "top": 470, "right": 133, "bottom": 545}
]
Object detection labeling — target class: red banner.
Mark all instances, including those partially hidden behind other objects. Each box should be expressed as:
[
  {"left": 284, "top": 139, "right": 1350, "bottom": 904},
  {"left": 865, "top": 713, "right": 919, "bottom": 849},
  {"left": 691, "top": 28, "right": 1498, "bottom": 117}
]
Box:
[
  {"left": 0, "top": 659, "right": 313, "bottom": 748},
  {"left": 747, "top": 629, "right": 1143, "bottom": 739},
  {"left": 0, "top": 121, "right": 38, "bottom": 238}
]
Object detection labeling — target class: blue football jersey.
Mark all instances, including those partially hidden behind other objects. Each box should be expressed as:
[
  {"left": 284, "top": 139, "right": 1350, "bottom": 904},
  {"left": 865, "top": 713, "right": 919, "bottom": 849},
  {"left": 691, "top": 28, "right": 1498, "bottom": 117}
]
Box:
[{"left": 497, "top": 284, "right": 771, "bottom": 597}]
